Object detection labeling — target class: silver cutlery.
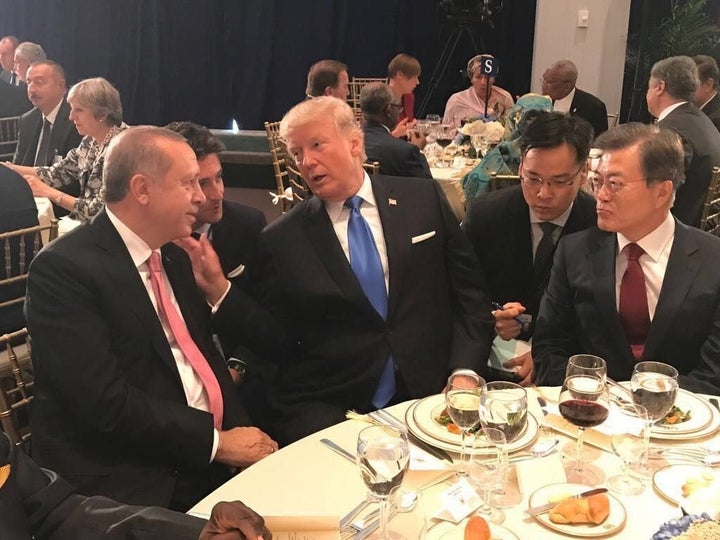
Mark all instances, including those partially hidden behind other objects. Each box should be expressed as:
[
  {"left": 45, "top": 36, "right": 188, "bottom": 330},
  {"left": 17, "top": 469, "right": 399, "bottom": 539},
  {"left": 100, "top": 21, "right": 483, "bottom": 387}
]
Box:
[
  {"left": 525, "top": 487, "right": 608, "bottom": 516},
  {"left": 319, "top": 438, "right": 355, "bottom": 463},
  {"left": 370, "top": 408, "right": 454, "bottom": 464}
]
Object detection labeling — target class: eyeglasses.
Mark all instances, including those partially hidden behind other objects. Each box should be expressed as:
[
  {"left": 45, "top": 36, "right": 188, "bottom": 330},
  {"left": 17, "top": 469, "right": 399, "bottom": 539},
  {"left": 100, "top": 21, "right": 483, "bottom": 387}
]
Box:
[
  {"left": 590, "top": 176, "right": 648, "bottom": 195},
  {"left": 520, "top": 163, "right": 584, "bottom": 190}
]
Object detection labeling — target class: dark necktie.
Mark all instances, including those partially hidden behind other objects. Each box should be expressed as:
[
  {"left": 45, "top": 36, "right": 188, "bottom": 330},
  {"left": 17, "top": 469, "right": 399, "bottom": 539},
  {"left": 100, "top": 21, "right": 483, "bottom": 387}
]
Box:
[
  {"left": 34, "top": 118, "right": 53, "bottom": 166},
  {"left": 533, "top": 222, "right": 559, "bottom": 287},
  {"left": 619, "top": 243, "right": 651, "bottom": 360},
  {"left": 344, "top": 196, "right": 395, "bottom": 408}
]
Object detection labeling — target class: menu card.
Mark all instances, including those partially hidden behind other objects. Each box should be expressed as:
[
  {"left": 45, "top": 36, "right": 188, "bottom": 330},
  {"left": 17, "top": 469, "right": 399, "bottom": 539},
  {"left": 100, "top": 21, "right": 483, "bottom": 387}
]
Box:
[{"left": 264, "top": 516, "right": 340, "bottom": 540}]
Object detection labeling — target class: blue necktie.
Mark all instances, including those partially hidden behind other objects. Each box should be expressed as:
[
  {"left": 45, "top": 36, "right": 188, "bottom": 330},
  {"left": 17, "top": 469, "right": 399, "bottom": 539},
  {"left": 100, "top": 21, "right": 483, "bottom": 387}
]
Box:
[{"left": 345, "top": 195, "right": 395, "bottom": 408}]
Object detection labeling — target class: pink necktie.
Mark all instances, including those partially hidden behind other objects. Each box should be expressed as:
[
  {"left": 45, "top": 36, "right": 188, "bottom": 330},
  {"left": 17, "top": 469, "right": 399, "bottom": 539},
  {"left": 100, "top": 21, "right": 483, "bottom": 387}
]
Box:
[
  {"left": 148, "top": 251, "right": 224, "bottom": 429},
  {"left": 619, "top": 243, "right": 651, "bottom": 361}
]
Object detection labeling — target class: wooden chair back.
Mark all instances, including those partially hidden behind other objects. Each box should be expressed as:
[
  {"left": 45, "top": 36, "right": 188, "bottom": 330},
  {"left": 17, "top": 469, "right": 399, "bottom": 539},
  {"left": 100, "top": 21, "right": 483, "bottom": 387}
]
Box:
[
  {"left": 0, "top": 220, "right": 59, "bottom": 313},
  {"left": 607, "top": 113, "right": 619, "bottom": 128},
  {"left": 264, "top": 121, "right": 309, "bottom": 212},
  {"left": 0, "top": 328, "right": 33, "bottom": 448},
  {"left": 362, "top": 161, "right": 381, "bottom": 176},
  {"left": 348, "top": 77, "right": 388, "bottom": 125},
  {"left": 700, "top": 166, "right": 720, "bottom": 236},
  {"left": 0, "top": 116, "right": 21, "bottom": 161},
  {"left": 489, "top": 173, "right": 521, "bottom": 192}
]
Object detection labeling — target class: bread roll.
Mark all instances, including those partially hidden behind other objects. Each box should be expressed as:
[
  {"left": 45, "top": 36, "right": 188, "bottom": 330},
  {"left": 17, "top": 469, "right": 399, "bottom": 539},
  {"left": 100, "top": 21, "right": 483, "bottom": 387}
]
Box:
[{"left": 548, "top": 493, "right": 610, "bottom": 525}]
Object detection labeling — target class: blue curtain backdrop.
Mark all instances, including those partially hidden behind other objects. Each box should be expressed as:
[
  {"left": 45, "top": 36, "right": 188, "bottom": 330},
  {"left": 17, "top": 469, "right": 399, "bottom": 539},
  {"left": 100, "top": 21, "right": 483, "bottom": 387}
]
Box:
[{"left": 0, "top": 0, "right": 536, "bottom": 129}]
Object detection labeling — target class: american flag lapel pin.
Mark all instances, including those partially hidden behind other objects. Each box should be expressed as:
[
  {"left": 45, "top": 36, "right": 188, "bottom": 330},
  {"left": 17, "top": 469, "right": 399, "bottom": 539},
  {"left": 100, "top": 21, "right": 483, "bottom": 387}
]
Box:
[{"left": 388, "top": 198, "right": 397, "bottom": 206}]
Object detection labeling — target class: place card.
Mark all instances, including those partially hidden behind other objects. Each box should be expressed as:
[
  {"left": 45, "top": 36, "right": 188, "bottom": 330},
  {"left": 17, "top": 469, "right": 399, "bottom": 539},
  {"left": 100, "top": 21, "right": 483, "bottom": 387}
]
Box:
[
  {"left": 515, "top": 452, "right": 567, "bottom": 495},
  {"left": 264, "top": 515, "right": 340, "bottom": 540},
  {"left": 432, "top": 478, "right": 483, "bottom": 523},
  {"left": 410, "top": 445, "right": 449, "bottom": 471}
]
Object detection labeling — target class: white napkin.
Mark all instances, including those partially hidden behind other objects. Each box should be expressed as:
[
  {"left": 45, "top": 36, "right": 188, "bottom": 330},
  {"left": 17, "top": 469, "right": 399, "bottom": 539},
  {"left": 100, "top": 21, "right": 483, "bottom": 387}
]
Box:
[{"left": 515, "top": 453, "right": 567, "bottom": 494}]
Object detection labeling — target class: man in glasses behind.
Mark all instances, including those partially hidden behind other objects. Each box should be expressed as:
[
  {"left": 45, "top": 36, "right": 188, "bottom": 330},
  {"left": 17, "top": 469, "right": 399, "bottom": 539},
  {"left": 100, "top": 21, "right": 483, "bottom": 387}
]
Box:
[
  {"left": 533, "top": 123, "right": 720, "bottom": 395},
  {"left": 463, "top": 111, "right": 597, "bottom": 385}
]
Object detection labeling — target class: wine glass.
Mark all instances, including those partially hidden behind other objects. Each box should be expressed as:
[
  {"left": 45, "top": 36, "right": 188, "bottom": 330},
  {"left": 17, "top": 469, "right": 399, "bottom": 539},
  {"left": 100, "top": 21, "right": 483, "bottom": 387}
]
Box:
[
  {"left": 356, "top": 425, "right": 410, "bottom": 539},
  {"left": 470, "top": 134, "right": 489, "bottom": 159},
  {"left": 559, "top": 355, "right": 610, "bottom": 485},
  {"left": 445, "top": 372, "right": 484, "bottom": 475},
  {"left": 630, "top": 361, "right": 679, "bottom": 477},
  {"left": 608, "top": 402, "right": 649, "bottom": 495},
  {"left": 468, "top": 427, "right": 507, "bottom": 524},
  {"left": 435, "top": 124, "right": 456, "bottom": 149}
]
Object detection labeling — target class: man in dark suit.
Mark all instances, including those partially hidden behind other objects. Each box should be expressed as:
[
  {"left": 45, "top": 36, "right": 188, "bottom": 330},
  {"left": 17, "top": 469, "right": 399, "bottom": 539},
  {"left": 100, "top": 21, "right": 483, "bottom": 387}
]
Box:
[
  {"left": 13, "top": 61, "right": 82, "bottom": 166},
  {"left": 0, "top": 35, "right": 19, "bottom": 84},
  {"left": 166, "top": 121, "right": 276, "bottom": 430},
  {"left": 360, "top": 82, "right": 432, "bottom": 179},
  {"left": 647, "top": 55, "right": 720, "bottom": 228},
  {"left": 533, "top": 123, "right": 720, "bottom": 395},
  {"left": 0, "top": 166, "right": 38, "bottom": 334},
  {"left": 463, "top": 112, "right": 597, "bottom": 385},
  {"left": 305, "top": 59, "right": 349, "bottom": 100},
  {"left": 261, "top": 97, "right": 493, "bottom": 444},
  {"left": 693, "top": 55, "right": 720, "bottom": 132},
  {"left": 26, "top": 126, "right": 278, "bottom": 511},
  {"left": 0, "top": 434, "right": 270, "bottom": 540},
  {"left": 0, "top": 77, "right": 32, "bottom": 116},
  {"left": 542, "top": 60, "right": 608, "bottom": 136}
]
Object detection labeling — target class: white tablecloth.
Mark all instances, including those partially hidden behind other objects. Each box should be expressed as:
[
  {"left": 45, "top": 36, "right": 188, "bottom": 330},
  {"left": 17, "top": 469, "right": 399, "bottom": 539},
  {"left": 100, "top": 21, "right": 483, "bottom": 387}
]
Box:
[{"left": 189, "top": 387, "right": 718, "bottom": 538}]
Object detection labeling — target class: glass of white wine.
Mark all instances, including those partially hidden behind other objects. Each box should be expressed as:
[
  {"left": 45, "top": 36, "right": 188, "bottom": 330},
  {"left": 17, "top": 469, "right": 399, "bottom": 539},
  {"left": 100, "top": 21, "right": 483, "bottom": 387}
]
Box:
[
  {"left": 445, "top": 372, "right": 485, "bottom": 475},
  {"left": 356, "top": 425, "right": 410, "bottom": 539}
]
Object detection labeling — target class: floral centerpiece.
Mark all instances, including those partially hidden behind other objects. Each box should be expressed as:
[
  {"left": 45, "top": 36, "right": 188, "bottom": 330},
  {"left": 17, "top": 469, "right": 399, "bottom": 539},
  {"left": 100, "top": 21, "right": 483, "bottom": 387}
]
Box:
[{"left": 459, "top": 118, "right": 505, "bottom": 140}]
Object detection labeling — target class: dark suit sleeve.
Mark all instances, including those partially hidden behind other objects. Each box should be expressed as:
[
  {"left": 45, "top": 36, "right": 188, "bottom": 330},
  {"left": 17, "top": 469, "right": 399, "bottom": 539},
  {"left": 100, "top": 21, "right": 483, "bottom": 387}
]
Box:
[
  {"left": 679, "top": 292, "right": 720, "bottom": 395},
  {"left": 532, "top": 236, "right": 581, "bottom": 385},
  {"left": 403, "top": 145, "right": 433, "bottom": 179},
  {"left": 433, "top": 182, "right": 494, "bottom": 372},
  {"left": 26, "top": 248, "right": 216, "bottom": 471}
]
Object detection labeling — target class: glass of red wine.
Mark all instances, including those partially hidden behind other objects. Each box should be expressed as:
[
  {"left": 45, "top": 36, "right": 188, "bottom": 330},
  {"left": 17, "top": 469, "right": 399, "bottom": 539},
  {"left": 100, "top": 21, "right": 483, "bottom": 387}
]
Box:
[{"left": 558, "top": 354, "right": 609, "bottom": 485}]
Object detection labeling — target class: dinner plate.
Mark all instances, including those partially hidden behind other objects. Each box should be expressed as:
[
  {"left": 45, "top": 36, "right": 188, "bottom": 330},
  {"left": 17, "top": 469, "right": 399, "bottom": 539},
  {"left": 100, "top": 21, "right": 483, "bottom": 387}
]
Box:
[
  {"left": 612, "top": 384, "right": 714, "bottom": 436},
  {"left": 527, "top": 483, "right": 626, "bottom": 537},
  {"left": 435, "top": 519, "right": 520, "bottom": 540},
  {"left": 413, "top": 393, "right": 529, "bottom": 445},
  {"left": 650, "top": 398, "right": 720, "bottom": 441},
  {"left": 405, "top": 397, "right": 539, "bottom": 456},
  {"left": 653, "top": 464, "right": 720, "bottom": 506}
]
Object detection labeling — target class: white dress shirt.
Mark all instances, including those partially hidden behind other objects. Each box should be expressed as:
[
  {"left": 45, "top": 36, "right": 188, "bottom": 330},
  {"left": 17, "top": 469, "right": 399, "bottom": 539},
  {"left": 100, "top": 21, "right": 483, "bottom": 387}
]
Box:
[
  {"left": 615, "top": 212, "right": 675, "bottom": 320},
  {"left": 529, "top": 203, "right": 574, "bottom": 257},
  {"left": 553, "top": 87, "right": 576, "bottom": 114},
  {"left": 325, "top": 172, "right": 390, "bottom": 291},
  {"left": 33, "top": 99, "right": 63, "bottom": 165},
  {"left": 106, "top": 208, "right": 219, "bottom": 460},
  {"left": 657, "top": 101, "right": 687, "bottom": 122}
]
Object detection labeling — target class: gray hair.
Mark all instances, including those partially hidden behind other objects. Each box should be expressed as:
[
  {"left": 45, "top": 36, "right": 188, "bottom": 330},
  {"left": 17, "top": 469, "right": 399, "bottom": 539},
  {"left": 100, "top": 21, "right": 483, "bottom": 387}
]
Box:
[
  {"left": 15, "top": 41, "right": 45, "bottom": 63},
  {"left": 548, "top": 59, "right": 578, "bottom": 85},
  {"left": 104, "top": 126, "right": 186, "bottom": 203},
  {"left": 650, "top": 56, "right": 699, "bottom": 102},
  {"left": 594, "top": 123, "right": 685, "bottom": 191},
  {"left": 68, "top": 77, "right": 123, "bottom": 127},
  {"left": 359, "top": 82, "right": 394, "bottom": 117}
]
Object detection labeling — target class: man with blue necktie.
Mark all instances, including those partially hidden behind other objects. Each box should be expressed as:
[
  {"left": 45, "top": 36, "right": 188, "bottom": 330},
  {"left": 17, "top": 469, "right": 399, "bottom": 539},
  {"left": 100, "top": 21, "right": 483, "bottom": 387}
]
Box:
[{"left": 260, "top": 97, "right": 494, "bottom": 444}]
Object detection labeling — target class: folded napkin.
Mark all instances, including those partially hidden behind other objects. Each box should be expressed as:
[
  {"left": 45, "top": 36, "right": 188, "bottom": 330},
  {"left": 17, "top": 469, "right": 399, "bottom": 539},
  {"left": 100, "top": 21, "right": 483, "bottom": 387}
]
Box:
[
  {"left": 542, "top": 414, "right": 612, "bottom": 453},
  {"left": 515, "top": 452, "right": 567, "bottom": 495},
  {"left": 264, "top": 515, "right": 339, "bottom": 539}
]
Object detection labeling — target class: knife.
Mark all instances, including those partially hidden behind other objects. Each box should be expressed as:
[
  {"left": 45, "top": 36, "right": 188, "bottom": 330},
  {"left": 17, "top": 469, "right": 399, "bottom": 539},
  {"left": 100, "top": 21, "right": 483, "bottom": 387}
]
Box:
[
  {"left": 371, "top": 409, "right": 454, "bottom": 464},
  {"left": 536, "top": 396, "right": 549, "bottom": 416},
  {"left": 525, "top": 487, "right": 608, "bottom": 516},
  {"left": 319, "top": 438, "right": 356, "bottom": 463}
]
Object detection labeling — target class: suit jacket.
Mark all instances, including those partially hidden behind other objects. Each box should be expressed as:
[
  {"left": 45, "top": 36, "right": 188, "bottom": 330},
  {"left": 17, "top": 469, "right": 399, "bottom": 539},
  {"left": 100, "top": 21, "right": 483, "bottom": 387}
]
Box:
[
  {"left": 363, "top": 121, "right": 432, "bottom": 179},
  {"left": 463, "top": 186, "right": 597, "bottom": 338},
  {"left": 0, "top": 69, "right": 12, "bottom": 83},
  {"left": 0, "top": 167, "right": 38, "bottom": 334},
  {"left": 701, "top": 92, "right": 720, "bottom": 133},
  {"left": 0, "top": 434, "right": 206, "bottom": 540},
  {"left": 0, "top": 79, "right": 31, "bottom": 117},
  {"left": 659, "top": 102, "right": 720, "bottom": 228},
  {"left": 533, "top": 220, "right": 720, "bottom": 394},
  {"left": 261, "top": 175, "right": 493, "bottom": 442},
  {"left": 13, "top": 100, "right": 82, "bottom": 166},
  {"left": 570, "top": 88, "right": 608, "bottom": 137},
  {"left": 26, "top": 209, "right": 260, "bottom": 508}
]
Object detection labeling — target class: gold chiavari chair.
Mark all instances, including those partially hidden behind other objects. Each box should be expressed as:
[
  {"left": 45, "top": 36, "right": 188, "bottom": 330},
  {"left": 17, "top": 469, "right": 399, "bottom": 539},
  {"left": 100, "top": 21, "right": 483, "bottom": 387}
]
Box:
[
  {"left": 0, "top": 328, "right": 33, "bottom": 449},
  {"left": 348, "top": 77, "right": 388, "bottom": 125},
  {"left": 264, "top": 121, "right": 309, "bottom": 213},
  {"left": 362, "top": 161, "right": 381, "bottom": 176},
  {"left": 607, "top": 113, "right": 619, "bottom": 128},
  {"left": 0, "top": 116, "right": 21, "bottom": 161},
  {"left": 699, "top": 166, "right": 720, "bottom": 236},
  {"left": 489, "top": 173, "right": 521, "bottom": 192}
]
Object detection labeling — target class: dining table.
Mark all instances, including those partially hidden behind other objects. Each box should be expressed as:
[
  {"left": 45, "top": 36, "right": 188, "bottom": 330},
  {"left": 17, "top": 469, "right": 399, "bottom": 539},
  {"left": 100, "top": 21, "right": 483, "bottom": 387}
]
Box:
[
  {"left": 188, "top": 386, "right": 720, "bottom": 539},
  {"left": 431, "top": 158, "right": 477, "bottom": 223}
]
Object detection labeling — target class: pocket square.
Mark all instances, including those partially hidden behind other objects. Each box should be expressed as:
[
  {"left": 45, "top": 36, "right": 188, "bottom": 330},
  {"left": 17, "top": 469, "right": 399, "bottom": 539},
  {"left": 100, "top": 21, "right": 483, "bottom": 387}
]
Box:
[
  {"left": 227, "top": 264, "right": 246, "bottom": 278},
  {"left": 411, "top": 231, "right": 436, "bottom": 244}
]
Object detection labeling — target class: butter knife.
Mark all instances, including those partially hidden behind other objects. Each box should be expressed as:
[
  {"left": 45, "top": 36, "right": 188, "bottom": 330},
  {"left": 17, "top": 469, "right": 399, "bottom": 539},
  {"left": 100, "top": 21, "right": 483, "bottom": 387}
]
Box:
[
  {"left": 371, "top": 409, "right": 454, "bottom": 464},
  {"left": 319, "top": 438, "right": 355, "bottom": 463},
  {"left": 525, "top": 487, "right": 608, "bottom": 516},
  {"left": 536, "top": 396, "right": 549, "bottom": 416}
]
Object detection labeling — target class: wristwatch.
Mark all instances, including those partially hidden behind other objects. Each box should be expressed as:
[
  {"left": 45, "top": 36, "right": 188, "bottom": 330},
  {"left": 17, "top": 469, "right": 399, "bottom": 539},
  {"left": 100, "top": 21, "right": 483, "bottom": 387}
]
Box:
[{"left": 226, "top": 357, "right": 248, "bottom": 383}]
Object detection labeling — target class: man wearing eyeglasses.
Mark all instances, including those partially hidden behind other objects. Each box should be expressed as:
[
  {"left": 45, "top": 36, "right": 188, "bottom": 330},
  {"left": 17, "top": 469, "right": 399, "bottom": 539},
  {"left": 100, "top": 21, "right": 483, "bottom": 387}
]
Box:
[
  {"left": 533, "top": 123, "right": 720, "bottom": 394},
  {"left": 463, "top": 112, "right": 596, "bottom": 385}
]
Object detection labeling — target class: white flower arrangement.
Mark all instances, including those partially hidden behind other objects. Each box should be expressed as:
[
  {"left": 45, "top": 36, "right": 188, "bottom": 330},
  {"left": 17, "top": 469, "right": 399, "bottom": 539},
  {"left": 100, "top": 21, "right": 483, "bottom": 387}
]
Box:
[{"left": 459, "top": 119, "right": 505, "bottom": 141}]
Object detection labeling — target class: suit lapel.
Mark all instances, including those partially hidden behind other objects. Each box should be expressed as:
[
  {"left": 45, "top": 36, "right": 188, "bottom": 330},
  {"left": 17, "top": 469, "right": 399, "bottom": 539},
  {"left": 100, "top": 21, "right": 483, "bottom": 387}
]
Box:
[
  {"left": 510, "top": 194, "right": 534, "bottom": 289},
  {"left": 644, "top": 222, "right": 701, "bottom": 356},
  {"left": 24, "top": 112, "right": 43, "bottom": 163}
]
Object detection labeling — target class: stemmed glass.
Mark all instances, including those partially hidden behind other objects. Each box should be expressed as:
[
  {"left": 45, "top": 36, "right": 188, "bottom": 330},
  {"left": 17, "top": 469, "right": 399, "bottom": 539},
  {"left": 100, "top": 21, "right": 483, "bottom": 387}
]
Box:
[
  {"left": 468, "top": 427, "right": 507, "bottom": 524},
  {"left": 470, "top": 134, "right": 489, "bottom": 159},
  {"left": 356, "top": 425, "right": 410, "bottom": 539},
  {"left": 558, "top": 354, "right": 610, "bottom": 485},
  {"left": 608, "top": 402, "right": 649, "bottom": 495},
  {"left": 630, "top": 361, "right": 679, "bottom": 477},
  {"left": 445, "top": 372, "right": 485, "bottom": 475}
]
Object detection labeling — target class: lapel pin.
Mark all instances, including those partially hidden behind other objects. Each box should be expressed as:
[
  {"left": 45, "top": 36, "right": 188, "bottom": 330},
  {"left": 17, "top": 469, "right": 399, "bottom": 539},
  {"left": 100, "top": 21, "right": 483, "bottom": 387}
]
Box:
[{"left": 388, "top": 198, "right": 397, "bottom": 206}]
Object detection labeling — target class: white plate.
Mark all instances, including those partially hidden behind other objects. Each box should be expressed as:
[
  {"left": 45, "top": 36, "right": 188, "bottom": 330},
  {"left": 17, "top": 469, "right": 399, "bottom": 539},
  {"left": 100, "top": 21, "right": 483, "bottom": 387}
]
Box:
[
  {"left": 527, "top": 483, "right": 626, "bottom": 537},
  {"left": 405, "top": 397, "right": 539, "bottom": 456},
  {"left": 650, "top": 398, "right": 720, "bottom": 441},
  {"left": 435, "top": 519, "right": 520, "bottom": 540},
  {"left": 653, "top": 464, "right": 720, "bottom": 505}
]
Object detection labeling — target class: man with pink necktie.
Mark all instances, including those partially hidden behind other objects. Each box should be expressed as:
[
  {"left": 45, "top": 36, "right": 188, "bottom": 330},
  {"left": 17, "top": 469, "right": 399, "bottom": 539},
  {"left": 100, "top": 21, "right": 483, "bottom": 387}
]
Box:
[{"left": 26, "top": 126, "right": 277, "bottom": 512}]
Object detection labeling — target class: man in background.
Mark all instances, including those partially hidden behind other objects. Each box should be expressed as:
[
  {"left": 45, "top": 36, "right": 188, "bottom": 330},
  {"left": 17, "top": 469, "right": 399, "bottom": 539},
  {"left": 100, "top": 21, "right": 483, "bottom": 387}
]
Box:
[
  {"left": 12, "top": 41, "right": 45, "bottom": 85},
  {"left": 542, "top": 59, "right": 608, "bottom": 136},
  {"left": 305, "top": 59, "right": 349, "bottom": 100},
  {"left": 0, "top": 35, "right": 19, "bottom": 83},
  {"left": 692, "top": 54, "right": 720, "bottom": 132}
]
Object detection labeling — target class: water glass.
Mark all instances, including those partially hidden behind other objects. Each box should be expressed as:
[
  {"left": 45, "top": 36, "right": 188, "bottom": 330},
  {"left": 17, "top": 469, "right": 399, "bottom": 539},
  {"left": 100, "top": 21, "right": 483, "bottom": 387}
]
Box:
[
  {"left": 608, "top": 402, "right": 648, "bottom": 495},
  {"left": 445, "top": 372, "right": 484, "bottom": 475},
  {"left": 468, "top": 427, "right": 507, "bottom": 524}
]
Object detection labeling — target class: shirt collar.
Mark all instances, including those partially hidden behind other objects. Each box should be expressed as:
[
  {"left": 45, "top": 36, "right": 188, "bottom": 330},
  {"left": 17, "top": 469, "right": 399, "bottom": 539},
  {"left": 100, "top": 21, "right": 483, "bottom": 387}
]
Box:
[
  {"left": 617, "top": 212, "right": 675, "bottom": 262},
  {"left": 553, "top": 87, "right": 576, "bottom": 113},
  {"left": 529, "top": 201, "right": 574, "bottom": 227},
  {"left": 701, "top": 92, "right": 718, "bottom": 111},
  {"left": 194, "top": 222, "right": 211, "bottom": 236},
  {"left": 657, "top": 101, "right": 687, "bottom": 121},
  {"left": 325, "top": 172, "right": 375, "bottom": 221},
  {"left": 106, "top": 207, "right": 155, "bottom": 269},
  {"left": 44, "top": 99, "right": 64, "bottom": 125}
]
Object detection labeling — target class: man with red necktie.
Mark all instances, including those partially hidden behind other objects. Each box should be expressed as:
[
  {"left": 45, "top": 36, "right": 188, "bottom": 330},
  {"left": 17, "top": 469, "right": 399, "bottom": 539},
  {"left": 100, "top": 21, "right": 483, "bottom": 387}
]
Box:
[
  {"left": 26, "top": 126, "right": 277, "bottom": 512},
  {"left": 533, "top": 122, "right": 720, "bottom": 395}
]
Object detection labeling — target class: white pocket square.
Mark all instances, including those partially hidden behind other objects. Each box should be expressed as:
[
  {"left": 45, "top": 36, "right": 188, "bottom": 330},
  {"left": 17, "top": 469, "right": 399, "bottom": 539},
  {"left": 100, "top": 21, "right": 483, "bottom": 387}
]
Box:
[
  {"left": 411, "top": 231, "right": 436, "bottom": 244},
  {"left": 227, "top": 264, "right": 246, "bottom": 278}
]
